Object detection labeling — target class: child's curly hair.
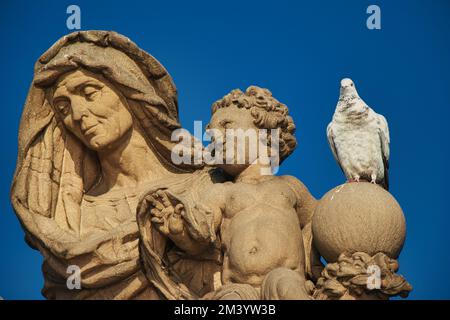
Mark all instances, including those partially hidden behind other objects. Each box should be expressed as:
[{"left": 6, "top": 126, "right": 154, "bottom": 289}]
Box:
[{"left": 211, "top": 86, "right": 297, "bottom": 163}]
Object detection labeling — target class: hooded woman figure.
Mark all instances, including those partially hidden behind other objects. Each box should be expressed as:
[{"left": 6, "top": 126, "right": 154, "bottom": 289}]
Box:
[{"left": 10, "top": 31, "right": 222, "bottom": 299}]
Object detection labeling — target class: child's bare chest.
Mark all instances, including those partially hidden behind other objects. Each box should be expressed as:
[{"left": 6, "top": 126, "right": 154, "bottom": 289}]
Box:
[{"left": 222, "top": 180, "right": 296, "bottom": 219}]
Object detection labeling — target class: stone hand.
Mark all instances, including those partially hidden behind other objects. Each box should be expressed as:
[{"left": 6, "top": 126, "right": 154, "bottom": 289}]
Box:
[{"left": 147, "top": 190, "right": 185, "bottom": 236}]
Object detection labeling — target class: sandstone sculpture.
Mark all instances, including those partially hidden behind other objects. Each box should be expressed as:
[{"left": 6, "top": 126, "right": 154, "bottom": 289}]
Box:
[
  {"left": 312, "top": 182, "right": 406, "bottom": 263},
  {"left": 137, "top": 86, "right": 319, "bottom": 300},
  {"left": 144, "top": 87, "right": 316, "bottom": 300},
  {"left": 10, "top": 30, "right": 411, "bottom": 300},
  {"left": 311, "top": 182, "right": 411, "bottom": 299},
  {"left": 312, "top": 252, "right": 412, "bottom": 300},
  {"left": 10, "top": 30, "right": 204, "bottom": 299}
]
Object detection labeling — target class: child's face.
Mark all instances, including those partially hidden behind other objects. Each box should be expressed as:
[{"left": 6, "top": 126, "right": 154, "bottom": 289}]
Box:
[{"left": 207, "top": 104, "right": 263, "bottom": 176}]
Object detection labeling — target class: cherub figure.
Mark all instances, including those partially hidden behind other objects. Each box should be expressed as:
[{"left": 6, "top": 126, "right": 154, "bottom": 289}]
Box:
[{"left": 148, "top": 86, "right": 317, "bottom": 299}]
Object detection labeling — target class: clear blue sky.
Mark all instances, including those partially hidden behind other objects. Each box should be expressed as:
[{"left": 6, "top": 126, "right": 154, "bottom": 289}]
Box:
[{"left": 0, "top": 0, "right": 449, "bottom": 299}]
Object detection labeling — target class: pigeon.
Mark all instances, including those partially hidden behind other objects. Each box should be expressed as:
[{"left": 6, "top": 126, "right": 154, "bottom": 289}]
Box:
[{"left": 327, "top": 78, "right": 390, "bottom": 190}]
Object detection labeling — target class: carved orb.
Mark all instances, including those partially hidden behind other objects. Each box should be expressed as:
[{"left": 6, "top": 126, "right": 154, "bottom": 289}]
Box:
[{"left": 312, "top": 182, "right": 406, "bottom": 263}]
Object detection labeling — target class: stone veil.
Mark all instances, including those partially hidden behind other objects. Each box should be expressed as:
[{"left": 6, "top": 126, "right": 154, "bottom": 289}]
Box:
[{"left": 10, "top": 30, "right": 221, "bottom": 299}]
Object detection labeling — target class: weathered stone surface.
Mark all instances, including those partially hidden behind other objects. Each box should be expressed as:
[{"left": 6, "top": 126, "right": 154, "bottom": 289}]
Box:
[
  {"left": 312, "top": 182, "right": 406, "bottom": 263},
  {"left": 138, "top": 86, "right": 317, "bottom": 300},
  {"left": 10, "top": 30, "right": 202, "bottom": 299},
  {"left": 11, "top": 31, "right": 319, "bottom": 300},
  {"left": 311, "top": 252, "right": 412, "bottom": 300},
  {"left": 10, "top": 30, "right": 411, "bottom": 300}
]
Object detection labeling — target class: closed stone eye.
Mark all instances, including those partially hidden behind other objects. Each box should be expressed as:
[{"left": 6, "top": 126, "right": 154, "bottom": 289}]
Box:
[{"left": 82, "top": 85, "right": 102, "bottom": 100}]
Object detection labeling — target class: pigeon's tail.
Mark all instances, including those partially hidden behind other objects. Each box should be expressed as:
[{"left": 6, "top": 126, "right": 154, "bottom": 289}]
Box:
[
  {"left": 380, "top": 166, "right": 389, "bottom": 191},
  {"left": 380, "top": 176, "right": 389, "bottom": 191}
]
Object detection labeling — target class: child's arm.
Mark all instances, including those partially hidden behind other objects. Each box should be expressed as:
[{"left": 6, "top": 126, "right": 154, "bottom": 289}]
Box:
[
  {"left": 280, "top": 175, "right": 317, "bottom": 228},
  {"left": 280, "top": 175, "right": 324, "bottom": 280}
]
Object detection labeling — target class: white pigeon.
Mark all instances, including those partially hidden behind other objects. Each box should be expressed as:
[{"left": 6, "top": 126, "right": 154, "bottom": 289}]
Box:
[{"left": 327, "top": 78, "right": 390, "bottom": 190}]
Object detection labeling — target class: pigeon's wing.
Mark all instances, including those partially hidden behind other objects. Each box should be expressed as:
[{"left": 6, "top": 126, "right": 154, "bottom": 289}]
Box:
[
  {"left": 377, "top": 114, "right": 390, "bottom": 162},
  {"left": 326, "top": 122, "right": 345, "bottom": 175},
  {"left": 377, "top": 114, "right": 390, "bottom": 189}
]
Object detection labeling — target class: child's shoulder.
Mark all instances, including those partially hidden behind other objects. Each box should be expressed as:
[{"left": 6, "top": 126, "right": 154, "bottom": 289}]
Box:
[
  {"left": 278, "top": 174, "right": 303, "bottom": 185},
  {"left": 277, "top": 175, "right": 310, "bottom": 194}
]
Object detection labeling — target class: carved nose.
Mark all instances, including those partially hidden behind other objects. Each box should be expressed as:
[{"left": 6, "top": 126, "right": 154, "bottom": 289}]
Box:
[{"left": 71, "top": 99, "right": 89, "bottom": 121}]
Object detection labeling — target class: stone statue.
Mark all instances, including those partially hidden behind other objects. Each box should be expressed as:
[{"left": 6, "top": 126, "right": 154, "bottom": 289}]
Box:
[
  {"left": 10, "top": 31, "right": 214, "bottom": 299},
  {"left": 144, "top": 86, "right": 317, "bottom": 300},
  {"left": 311, "top": 182, "right": 412, "bottom": 299},
  {"left": 10, "top": 30, "right": 411, "bottom": 300}
]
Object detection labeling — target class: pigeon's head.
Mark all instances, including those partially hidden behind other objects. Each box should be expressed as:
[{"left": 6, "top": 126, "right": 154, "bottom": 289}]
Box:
[
  {"left": 339, "top": 78, "right": 358, "bottom": 97},
  {"left": 337, "top": 78, "right": 368, "bottom": 114},
  {"left": 341, "top": 78, "right": 354, "bottom": 88}
]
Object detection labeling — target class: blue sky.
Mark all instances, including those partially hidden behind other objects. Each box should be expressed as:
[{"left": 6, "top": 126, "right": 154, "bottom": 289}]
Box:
[{"left": 0, "top": 0, "right": 449, "bottom": 299}]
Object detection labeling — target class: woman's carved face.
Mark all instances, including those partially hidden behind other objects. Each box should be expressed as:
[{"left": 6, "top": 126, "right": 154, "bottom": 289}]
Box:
[{"left": 52, "top": 69, "right": 133, "bottom": 151}]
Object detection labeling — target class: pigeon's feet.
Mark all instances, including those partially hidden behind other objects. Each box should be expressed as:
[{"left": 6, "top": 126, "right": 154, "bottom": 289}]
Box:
[
  {"left": 348, "top": 176, "right": 360, "bottom": 183},
  {"left": 370, "top": 174, "right": 377, "bottom": 184}
]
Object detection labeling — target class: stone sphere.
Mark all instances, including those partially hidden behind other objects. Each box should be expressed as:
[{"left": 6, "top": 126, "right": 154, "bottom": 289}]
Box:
[{"left": 312, "top": 182, "right": 406, "bottom": 263}]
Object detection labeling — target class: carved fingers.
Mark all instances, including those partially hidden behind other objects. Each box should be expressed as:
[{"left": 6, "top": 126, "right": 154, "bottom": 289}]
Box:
[
  {"left": 168, "top": 203, "right": 185, "bottom": 235},
  {"left": 146, "top": 190, "right": 185, "bottom": 236}
]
